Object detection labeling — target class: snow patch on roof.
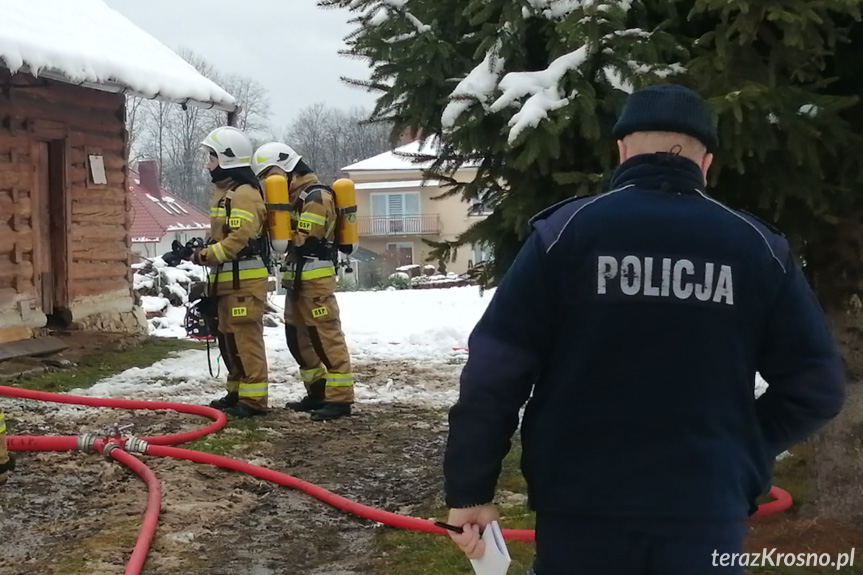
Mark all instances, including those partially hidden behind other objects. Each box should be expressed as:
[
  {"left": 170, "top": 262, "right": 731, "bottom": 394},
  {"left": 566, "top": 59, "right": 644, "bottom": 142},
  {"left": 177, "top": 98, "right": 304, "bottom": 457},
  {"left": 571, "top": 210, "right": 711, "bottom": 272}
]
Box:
[
  {"left": 0, "top": 0, "right": 235, "bottom": 109},
  {"left": 354, "top": 179, "right": 441, "bottom": 190},
  {"left": 165, "top": 223, "right": 209, "bottom": 232},
  {"left": 343, "top": 139, "right": 479, "bottom": 172}
]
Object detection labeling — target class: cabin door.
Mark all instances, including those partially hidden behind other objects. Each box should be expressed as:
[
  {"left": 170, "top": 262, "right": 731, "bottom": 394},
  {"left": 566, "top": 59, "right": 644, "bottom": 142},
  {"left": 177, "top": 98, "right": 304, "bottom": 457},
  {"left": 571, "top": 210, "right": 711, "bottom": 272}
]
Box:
[{"left": 31, "top": 140, "right": 67, "bottom": 320}]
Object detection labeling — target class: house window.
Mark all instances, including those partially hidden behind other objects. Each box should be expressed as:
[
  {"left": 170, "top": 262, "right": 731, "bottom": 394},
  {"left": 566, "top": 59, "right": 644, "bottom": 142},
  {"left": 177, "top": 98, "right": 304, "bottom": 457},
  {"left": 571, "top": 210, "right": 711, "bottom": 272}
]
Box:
[
  {"left": 371, "top": 192, "right": 421, "bottom": 234},
  {"left": 468, "top": 197, "right": 494, "bottom": 217},
  {"left": 387, "top": 242, "right": 414, "bottom": 268},
  {"left": 472, "top": 242, "right": 492, "bottom": 266}
]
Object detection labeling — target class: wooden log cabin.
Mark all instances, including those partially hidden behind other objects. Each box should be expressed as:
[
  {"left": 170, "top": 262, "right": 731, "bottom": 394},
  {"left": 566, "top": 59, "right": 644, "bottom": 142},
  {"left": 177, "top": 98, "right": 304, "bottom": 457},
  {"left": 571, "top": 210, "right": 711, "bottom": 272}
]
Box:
[{"left": 0, "top": 1, "right": 238, "bottom": 344}]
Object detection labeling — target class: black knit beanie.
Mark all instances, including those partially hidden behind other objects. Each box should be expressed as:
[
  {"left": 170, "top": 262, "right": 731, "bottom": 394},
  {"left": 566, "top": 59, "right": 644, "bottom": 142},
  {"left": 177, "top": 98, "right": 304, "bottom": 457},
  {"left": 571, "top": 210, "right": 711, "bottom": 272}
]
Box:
[{"left": 612, "top": 84, "right": 719, "bottom": 152}]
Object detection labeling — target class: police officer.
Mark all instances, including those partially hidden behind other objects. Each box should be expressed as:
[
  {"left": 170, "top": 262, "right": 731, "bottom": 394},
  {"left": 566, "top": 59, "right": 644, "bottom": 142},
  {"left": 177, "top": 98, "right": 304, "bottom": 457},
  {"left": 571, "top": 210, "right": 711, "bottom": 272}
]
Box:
[
  {"left": 190, "top": 126, "right": 270, "bottom": 419},
  {"left": 0, "top": 410, "right": 14, "bottom": 486},
  {"left": 442, "top": 85, "right": 846, "bottom": 574},
  {"left": 252, "top": 142, "right": 354, "bottom": 422}
]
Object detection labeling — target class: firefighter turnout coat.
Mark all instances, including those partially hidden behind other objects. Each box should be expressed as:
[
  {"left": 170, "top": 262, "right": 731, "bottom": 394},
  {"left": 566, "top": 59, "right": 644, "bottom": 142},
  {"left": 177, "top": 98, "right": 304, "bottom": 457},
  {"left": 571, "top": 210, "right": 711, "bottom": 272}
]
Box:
[
  {"left": 199, "top": 178, "right": 270, "bottom": 411},
  {"left": 282, "top": 173, "right": 354, "bottom": 406}
]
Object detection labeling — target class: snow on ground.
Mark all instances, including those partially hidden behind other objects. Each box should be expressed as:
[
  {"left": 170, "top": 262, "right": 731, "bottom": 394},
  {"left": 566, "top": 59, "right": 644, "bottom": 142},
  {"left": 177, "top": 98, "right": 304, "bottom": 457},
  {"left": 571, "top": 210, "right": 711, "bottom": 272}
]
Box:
[
  {"left": 54, "top": 259, "right": 777, "bottom": 427},
  {"left": 65, "top": 287, "right": 494, "bottom": 414}
]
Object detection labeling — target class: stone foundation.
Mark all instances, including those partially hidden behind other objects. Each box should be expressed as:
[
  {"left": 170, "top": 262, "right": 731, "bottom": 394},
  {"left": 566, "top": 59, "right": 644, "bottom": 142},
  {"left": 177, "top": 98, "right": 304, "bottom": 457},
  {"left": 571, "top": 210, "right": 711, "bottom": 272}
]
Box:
[
  {"left": 68, "top": 289, "right": 148, "bottom": 335},
  {"left": 2, "top": 289, "right": 148, "bottom": 341},
  {"left": 70, "top": 306, "right": 148, "bottom": 335}
]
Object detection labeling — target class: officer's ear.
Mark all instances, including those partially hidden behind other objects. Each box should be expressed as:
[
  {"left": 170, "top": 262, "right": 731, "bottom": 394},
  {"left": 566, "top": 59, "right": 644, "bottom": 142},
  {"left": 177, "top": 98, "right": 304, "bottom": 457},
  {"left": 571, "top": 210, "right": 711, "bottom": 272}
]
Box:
[
  {"left": 700, "top": 153, "right": 714, "bottom": 181},
  {"left": 617, "top": 140, "right": 628, "bottom": 163}
]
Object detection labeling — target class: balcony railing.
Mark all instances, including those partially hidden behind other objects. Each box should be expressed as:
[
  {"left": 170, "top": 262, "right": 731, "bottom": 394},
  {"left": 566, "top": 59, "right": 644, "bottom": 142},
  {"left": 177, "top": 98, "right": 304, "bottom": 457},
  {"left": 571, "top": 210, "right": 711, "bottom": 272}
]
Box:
[{"left": 358, "top": 215, "right": 441, "bottom": 236}]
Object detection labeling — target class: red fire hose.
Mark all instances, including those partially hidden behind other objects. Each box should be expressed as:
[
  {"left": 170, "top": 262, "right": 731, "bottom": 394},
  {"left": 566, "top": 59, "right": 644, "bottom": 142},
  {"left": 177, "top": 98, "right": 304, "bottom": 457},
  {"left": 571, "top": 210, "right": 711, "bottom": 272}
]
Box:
[
  {"left": 145, "top": 444, "right": 536, "bottom": 541},
  {"left": 751, "top": 486, "right": 793, "bottom": 518},
  {"left": 1, "top": 384, "right": 792, "bottom": 573},
  {"left": 98, "top": 442, "right": 162, "bottom": 575},
  {"left": 0, "top": 385, "right": 226, "bottom": 445}
]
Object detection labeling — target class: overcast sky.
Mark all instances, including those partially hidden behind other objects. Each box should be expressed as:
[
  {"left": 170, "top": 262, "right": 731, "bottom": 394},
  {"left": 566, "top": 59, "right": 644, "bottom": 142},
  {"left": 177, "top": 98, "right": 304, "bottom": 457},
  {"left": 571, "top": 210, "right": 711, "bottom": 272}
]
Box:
[{"left": 104, "top": 0, "right": 376, "bottom": 130}]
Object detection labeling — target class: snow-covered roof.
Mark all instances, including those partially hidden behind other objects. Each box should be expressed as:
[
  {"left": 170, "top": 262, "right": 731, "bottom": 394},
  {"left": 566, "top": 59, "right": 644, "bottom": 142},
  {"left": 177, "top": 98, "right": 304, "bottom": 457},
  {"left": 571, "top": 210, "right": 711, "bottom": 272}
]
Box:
[
  {"left": 0, "top": 0, "right": 236, "bottom": 111},
  {"left": 354, "top": 179, "right": 442, "bottom": 190},
  {"left": 343, "top": 139, "right": 479, "bottom": 172}
]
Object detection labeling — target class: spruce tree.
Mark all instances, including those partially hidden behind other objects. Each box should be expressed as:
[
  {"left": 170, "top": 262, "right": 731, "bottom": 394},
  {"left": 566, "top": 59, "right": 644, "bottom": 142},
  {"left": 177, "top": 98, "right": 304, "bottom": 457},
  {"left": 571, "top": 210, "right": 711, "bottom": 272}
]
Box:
[
  {"left": 325, "top": 0, "right": 863, "bottom": 517},
  {"left": 685, "top": 0, "right": 863, "bottom": 520},
  {"left": 322, "top": 0, "right": 685, "bottom": 284}
]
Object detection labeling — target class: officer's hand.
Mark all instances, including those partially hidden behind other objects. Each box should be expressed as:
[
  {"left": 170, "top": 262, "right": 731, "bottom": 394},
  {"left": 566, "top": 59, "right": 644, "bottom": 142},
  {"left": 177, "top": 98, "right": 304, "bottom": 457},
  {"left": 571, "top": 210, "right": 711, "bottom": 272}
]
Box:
[{"left": 445, "top": 505, "right": 500, "bottom": 560}]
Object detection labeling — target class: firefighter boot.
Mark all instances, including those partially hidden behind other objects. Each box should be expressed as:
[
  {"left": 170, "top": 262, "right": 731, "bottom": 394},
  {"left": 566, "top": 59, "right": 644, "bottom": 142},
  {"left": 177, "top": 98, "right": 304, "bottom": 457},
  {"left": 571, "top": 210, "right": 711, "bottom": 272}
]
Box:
[
  {"left": 310, "top": 402, "right": 352, "bottom": 422},
  {"left": 209, "top": 391, "right": 239, "bottom": 411},
  {"left": 0, "top": 454, "right": 16, "bottom": 486},
  {"left": 225, "top": 403, "right": 267, "bottom": 419},
  {"left": 286, "top": 379, "right": 325, "bottom": 412}
]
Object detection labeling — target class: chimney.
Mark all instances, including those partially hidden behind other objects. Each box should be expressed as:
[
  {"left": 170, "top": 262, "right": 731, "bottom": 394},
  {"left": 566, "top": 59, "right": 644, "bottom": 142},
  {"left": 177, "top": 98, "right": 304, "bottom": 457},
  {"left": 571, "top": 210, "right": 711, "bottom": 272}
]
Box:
[
  {"left": 399, "top": 128, "right": 422, "bottom": 145},
  {"left": 138, "top": 160, "right": 161, "bottom": 198}
]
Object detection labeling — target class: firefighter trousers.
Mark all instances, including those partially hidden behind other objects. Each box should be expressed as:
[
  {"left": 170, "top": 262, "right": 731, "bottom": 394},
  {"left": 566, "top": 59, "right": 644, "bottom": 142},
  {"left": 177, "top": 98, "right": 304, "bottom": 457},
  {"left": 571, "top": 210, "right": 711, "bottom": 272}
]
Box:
[
  {"left": 284, "top": 279, "right": 354, "bottom": 404},
  {"left": 0, "top": 410, "right": 10, "bottom": 485},
  {"left": 216, "top": 291, "right": 269, "bottom": 411}
]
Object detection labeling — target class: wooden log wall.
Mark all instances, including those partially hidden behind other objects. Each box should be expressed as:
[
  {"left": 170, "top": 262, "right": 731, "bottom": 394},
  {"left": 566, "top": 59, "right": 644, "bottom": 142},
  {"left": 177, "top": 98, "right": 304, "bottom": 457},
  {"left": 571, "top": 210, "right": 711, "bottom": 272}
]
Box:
[
  {"left": 0, "top": 68, "right": 130, "bottom": 325},
  {"left": 0, "top": 138, "right": 34, "bottom": 304}
]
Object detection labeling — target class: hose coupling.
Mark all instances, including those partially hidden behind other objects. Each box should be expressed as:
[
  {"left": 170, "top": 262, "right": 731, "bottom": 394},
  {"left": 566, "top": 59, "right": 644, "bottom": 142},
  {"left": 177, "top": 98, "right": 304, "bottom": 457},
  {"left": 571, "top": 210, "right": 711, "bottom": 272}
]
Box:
[
  {"left": 125, "top": 436, "right": 150, "bottom": 455},
  {"left": 77, "top": 433, "right": 98, "bottom": 454}
]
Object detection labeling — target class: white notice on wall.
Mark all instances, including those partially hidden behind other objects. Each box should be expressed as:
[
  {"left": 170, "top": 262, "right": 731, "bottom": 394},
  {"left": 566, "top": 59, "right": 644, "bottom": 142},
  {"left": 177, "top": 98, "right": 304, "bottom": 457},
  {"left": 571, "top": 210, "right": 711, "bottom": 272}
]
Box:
[{"left": 89, "top": 155, "right": 107, "bottom": 185}]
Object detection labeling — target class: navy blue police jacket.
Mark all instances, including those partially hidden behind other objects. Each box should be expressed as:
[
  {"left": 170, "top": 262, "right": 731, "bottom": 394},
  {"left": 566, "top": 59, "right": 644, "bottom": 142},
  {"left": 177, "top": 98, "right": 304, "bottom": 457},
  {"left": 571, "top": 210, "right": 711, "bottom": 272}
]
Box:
[{"left": 443, "top": 153, "right": 846, "bottom": 521}]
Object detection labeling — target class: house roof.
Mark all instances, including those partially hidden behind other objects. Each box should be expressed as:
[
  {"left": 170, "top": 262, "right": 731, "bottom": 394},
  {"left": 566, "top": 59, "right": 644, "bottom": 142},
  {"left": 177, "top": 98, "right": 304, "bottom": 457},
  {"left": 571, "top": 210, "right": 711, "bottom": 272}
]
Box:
[
  {"left": 0, "top": 0, "right": 235, "bottom": 111},
  {"left": 343, "top": 139, "right": 480, "bottom": 172},
  {"left": 354, "top": 179, "right": 442, "bottom": 190},
  {"left": 349, "top": 247, "right": 382, "bottom": 263},
  {"left": 129, "top": 170, "right": 209, "bottom": 244}
]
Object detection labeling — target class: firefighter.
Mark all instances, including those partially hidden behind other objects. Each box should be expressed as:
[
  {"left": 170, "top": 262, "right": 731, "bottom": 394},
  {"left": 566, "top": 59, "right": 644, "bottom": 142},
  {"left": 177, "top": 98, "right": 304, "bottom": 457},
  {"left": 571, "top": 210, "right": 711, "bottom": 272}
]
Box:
[
  {"left": 0, "top": 410, "right": 15, "bottom": 486},
  {"left": 187, "top": 126, "right": 270, "bottom": 419},
  {"left": 252, "top": 142, "right": 354, "bottom": 422}
]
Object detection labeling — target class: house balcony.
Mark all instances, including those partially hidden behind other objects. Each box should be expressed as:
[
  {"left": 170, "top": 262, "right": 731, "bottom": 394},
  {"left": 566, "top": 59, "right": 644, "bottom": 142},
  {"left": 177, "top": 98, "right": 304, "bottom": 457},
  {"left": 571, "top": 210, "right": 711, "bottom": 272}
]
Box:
[{"left": 358, "top": 215, "right": 442, "bottom": 237}]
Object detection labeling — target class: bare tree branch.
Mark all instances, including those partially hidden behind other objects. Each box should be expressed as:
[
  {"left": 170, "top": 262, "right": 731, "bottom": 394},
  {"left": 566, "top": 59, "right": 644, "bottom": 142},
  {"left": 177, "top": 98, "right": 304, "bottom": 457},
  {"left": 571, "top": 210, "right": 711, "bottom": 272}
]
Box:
[
  {"left": 217, "top": 73, "right": 272, "bottom": 136},
  {"left": 284, "top": 103, "right": 392, "bottom": 183}
]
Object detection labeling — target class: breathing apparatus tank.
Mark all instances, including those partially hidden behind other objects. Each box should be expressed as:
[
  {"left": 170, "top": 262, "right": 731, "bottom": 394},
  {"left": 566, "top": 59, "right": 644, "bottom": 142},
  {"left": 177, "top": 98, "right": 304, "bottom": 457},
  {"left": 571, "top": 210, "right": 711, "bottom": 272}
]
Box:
[
  {"left": 264, "top": 173, "right": 291, "bottom": 257},
  {"left": 332, "top": 178, "right": 358, "bottom": 255}
]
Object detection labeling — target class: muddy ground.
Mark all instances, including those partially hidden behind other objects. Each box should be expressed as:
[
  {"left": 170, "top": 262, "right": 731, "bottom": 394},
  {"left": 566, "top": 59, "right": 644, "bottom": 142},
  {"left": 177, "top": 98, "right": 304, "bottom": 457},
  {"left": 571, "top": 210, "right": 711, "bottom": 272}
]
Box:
[
  {"left": 3, "top": 334, "right": 862, "bottom": 575},
  {"left": 0, "top": 348, "right": 457, "bottom": 575}
]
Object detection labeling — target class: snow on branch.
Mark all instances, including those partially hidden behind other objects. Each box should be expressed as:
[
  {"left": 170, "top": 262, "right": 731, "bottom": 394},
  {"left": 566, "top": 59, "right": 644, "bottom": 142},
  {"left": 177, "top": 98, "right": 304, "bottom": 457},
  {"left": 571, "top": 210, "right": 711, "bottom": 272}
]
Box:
[
  {"left": 405, "top": 12, "right": 431, "bottom": 33},
  {"left": 441, "top": 43, "right": 506, "bottom": 130},
  {"left": 526, "top": 0, "right": 632, "bottom": 19},
  {"left": 368, "top": 0, "right": 430, "bottom": 33},
  {"left": 385, "top": 33, "right": 418, "bottom": 43},
  {"left": 369, "top": 7, "right": 389, "bottom": 25},
  {"left": 626, "top": 61, "right": 686, "bottom": 78},
  {"left": 602, "top": 28, "right": 652, "bottom": 42},
  {"left": 603, "top": 66, "right": 633, "bottom": 93},
  {"left": 490, "top": 46, "right": 590, "bottom": 144}
]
